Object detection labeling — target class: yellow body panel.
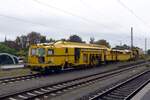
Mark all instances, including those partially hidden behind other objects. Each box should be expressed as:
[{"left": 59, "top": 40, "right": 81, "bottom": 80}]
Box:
[
  {"left": 105, "top": 49, "right": 132, "bottom": 61},
  {"left": 115, "top": 50, "right": 131, "bottom": 61},
  {"left": 117, "top": 54, "right": 131, "bottom": 61},
  {"left": 27, "top": 41, "right": 108, "bottom": 71}
]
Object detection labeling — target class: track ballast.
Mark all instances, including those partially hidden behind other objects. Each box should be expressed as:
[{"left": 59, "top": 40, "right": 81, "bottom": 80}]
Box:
[
  {"left": 0, "top": 62, "right": 148, "bottom": 100},
  {"left": 88, "top": 70, "right": 150, "bottom": 100}
]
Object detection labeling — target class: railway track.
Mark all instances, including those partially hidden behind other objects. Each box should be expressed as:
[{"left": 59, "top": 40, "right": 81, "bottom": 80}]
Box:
[
  {"left": 0, "top": 62, "right": 148, "bottom": 100},
  {"left": 0, "top": 73, "right": 42, "bottom": 85},
  {"left": 0, "top": 61, "right": 146, "bottom": 85},
  {"left": 88, "top": 70, "right": 150, "bottom": 100}
]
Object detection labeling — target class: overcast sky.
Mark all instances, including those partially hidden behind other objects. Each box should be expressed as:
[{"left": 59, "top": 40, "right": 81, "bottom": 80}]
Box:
[{"left": 0, "top": 0, "right": 149, "bottom": 49}]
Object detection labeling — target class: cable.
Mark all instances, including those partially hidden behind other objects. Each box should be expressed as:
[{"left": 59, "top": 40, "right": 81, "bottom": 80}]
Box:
[
  {"left": 116, "top": 0, "right": 150, "bottom": 41},
  {"left": 32, "top": 0, "right": 92, "bottom": 23},
  {"left": 0, "top": 14, "right": 48, "bottom": 27},
  {"left": 80, "top": 0, "right": 129, "bottom": 31},
  {"left": 0, "top": 13, "right": 79, "bottom": 32},
  {"left": 80, "top": 0, "right": 132, "bottom": 45},
  {"left": 116, "top": 0, "right": 150, "bottom": 28},
  {"left": 32, "top": 0, "right": 109, "bottom": 28}
]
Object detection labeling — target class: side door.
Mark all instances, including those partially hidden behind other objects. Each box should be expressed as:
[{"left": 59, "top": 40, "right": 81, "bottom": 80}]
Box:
[{"left": 74, "top": 48, "right": 80, "bottom": 63}]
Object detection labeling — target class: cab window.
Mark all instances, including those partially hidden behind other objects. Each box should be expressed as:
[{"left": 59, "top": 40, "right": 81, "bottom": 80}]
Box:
[
  {"left": 38, "top": 48, "right": 45, "bottom": 57},
  {"left": 48, "top": 49, "right": 54, "bottom": 55},
  {"left": 31, "top": 48, "right": 36, "bottom": 56}
]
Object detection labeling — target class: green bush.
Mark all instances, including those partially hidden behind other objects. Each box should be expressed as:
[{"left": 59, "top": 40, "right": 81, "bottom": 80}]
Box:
[{"left": 0, "top": 43, "right": 17, "bottom": 55}]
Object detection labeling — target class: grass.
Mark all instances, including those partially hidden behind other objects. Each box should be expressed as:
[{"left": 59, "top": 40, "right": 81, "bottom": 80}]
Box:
[{"left": 0, "top": 68, "right": 37, "bottom": 78}]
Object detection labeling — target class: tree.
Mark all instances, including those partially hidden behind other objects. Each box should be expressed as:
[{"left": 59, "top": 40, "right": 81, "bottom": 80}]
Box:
[
  {"left": 27, "top": 31, "right": 47, "bottom": 45},
  {"left": 15, "top": 32, "right": 47, "bottom": 48},
  {"left": 5, "top": 40, "right": 20, "bottom": 50},
  {"left": 89, "top": 37, "right": 95, "bottom": 44},
  {"left": 15, "top": 36, "right": 21, "bottom": 46},
  {"left": 60, "top": 38, "right": 66, "bottom": 41},
  {"left": 18, "top": 35, "right": 28, "bottom": 48},
  {"left": 27, "top": 32, "right": 41, "bottom": 45},
  {"left": 15, "top": 35, "right": 28, "bottom": 49},
  {"left": 47, "top": 38, "right": 55, "bottom": 42},
  {"left": 68, "top": 35, "right": 83, "bottom": 43},
  {"left": 94, "top": 39, "right": 110, "bottom": 48},
  {"left": 113, "top": 44, "right": 130, "bottom": 50},
  {"left": 0, "top": 43, "right": 17, "bottom": 55},
  {"left": 40, "top": 36, "right": 46, "bottom": 43},
  {"left": 113, "top": 44, "right": 140, "bottom": 50}
]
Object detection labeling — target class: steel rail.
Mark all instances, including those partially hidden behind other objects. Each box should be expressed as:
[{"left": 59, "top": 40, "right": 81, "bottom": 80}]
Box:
[
  {"left": 0, "top": 62, "right": 148, "bottom": 100},
  {"left": 89, "top": 70, "right": 150, "bottom": 100},
  {"left": 0, "top": 61, "right": 146, "bottom": 85}
]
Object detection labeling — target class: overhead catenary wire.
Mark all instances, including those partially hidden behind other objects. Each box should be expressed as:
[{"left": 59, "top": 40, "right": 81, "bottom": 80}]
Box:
[
  {"left": 0, "top": 13, "right": 79, "bottom": 32},
  {"left": 0, "top": 14, "right": 48, "bottom": 27},
  {"left": 116, "top": 0, "right": 150, "bottom": 48},
  {"left": 0, "top": 0, "right": 111, "bottom": 33},
  {"left": 32, "top": 0, "right": 95, "bottom": 24},
  {"left": 80, "top": 0, "right": 129, "bottom": 31},
  {"left": 80, "top": 0, "right": 132, "bottom": 45},
  {"left": 116, "top": 0, "right": 150, "bottom": 29},
  {"left": 32, "top": 0, "right": 110, "bottom": 28}
]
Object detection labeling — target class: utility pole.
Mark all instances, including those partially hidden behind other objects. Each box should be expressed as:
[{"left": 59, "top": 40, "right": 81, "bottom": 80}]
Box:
[
  {"left": 131, "top": 27, "right": 133, "bottom": 50},
  {"left": 145, "top": 38, "right": 147, "bottom": 54}
]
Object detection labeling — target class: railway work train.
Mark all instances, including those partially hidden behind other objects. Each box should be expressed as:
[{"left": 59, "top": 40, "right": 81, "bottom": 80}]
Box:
[{"left": 27, "top": 41, "right": 143, "bottom": 72}]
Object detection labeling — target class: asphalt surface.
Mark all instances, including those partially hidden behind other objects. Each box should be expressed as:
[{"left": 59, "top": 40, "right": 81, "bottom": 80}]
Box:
[
  {"left": 0, "top": 60, "right": 146, "bottom": 98},
  {"left": 132, "top": 83, "right": 150, "bottom": 100}
]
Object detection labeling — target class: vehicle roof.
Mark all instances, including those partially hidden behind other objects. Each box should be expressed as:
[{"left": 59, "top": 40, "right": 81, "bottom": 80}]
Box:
[
  {"left": 111, "top": 49, "right": 132, "bottom": 53},
  {"left": 31, "top": 41, "right": 110, "bottom": 50}
]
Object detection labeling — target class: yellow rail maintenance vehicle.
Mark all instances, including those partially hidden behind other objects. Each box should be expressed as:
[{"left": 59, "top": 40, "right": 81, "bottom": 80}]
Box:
[
  {"left": 132, "top": 48, "right": 144, "bottom": 59},
  {"left": 114, "top": 49, "right": 132, "bottom": 61},
  {"left": 27, "top": 41, "right": 143, "bottom": 73},
  {"left": 105, "top": 49, "right": 132, "bottom": 62},
  {"left": 27, "top": 41, "right": 108, "bottom": 72}
]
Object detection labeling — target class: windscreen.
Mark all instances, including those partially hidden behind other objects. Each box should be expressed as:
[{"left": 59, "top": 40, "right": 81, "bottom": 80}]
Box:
[
  {"left": 31, "top": 48, "right": 45, "bottom": 57},
  {"left": 38, "top": 48, "right": 45, "bottom": 57}
]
